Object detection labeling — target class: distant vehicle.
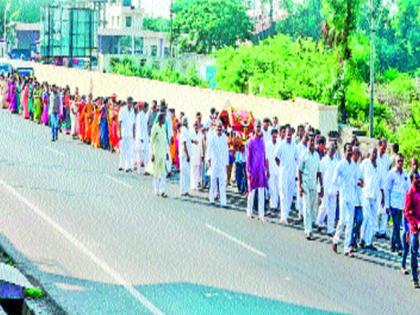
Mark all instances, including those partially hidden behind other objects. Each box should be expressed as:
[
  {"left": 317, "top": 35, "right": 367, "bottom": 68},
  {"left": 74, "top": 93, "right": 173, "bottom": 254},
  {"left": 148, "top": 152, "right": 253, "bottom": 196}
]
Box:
[
  {"left": 2, "top": 59, "right": 35, "bottom": 77},
  {"left": 9, "top": 49, "right": 31, "bottom": 61},
  {"left": 0, "top": 62, "right": 13, "bottom": 76},
  {"left": 15, "top": 67, "right": 34, "bottom": 77}
]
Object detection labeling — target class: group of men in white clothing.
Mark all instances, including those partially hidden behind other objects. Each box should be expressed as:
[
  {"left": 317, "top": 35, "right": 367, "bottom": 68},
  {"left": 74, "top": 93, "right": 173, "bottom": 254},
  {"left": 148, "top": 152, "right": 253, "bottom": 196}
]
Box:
[{"left": 117, "top": 101, "right": 415, "bottom": 258}]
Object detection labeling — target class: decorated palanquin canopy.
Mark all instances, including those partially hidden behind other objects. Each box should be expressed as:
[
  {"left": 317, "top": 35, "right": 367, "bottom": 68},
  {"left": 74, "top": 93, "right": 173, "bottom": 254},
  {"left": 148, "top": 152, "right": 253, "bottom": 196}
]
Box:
[{"left": 219, "top": 105, "right": 255, "bottom": 137}]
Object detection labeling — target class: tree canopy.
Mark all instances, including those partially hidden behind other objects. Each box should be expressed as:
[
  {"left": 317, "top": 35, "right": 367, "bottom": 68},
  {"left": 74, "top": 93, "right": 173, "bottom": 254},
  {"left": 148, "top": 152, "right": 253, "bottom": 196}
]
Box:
[
  {"left": 276, "top": 0, "right": 323, "bottom": 40},
  {"left": 172, "top": 0, "right": 253, "bottom": 54},
  {"left": 143, "top": 17, "right": 171, "bottom": 33},
  {"left": 0, "top": 0, "right": 53, "bottom": 37}
]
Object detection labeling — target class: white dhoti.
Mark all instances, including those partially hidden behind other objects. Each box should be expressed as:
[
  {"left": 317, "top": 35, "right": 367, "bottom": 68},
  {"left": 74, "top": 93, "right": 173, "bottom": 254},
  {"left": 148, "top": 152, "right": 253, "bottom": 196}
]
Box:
[
  {"left": 154, "top": 175, "right": 166, "bottom": 195},
  {"left": 303, "top": 189, "right": 317, "bottom": 235},
  {"left": 191, "top": 163, "right": 202, "bottom": 190},
  {"left": 180, "top": 157, "right": 191, "bottom": 195},
  {"left": 316, "top": 193, "right": 337, "bottom": 234},
  {"left": 333, "top": 199, "right": 355, "bottom": 253},
  {"left": 135, "top": 140, "right": 150, "bottom": 174},
  {"left": 247, "top": 187, "right": 265, "bottom": 219},
  {"left": 361, "top": 198, "right": 378, "bottom": 245},
  {"left": 279, "top": 175, "right": 295, "bottom": 221},
  {"left": 209, "top": 173, "right": 227, "bottom": 207},
  {"left": 296, "top": 181, "right": 303, "bottom": 216},
  {"left": 119, "top": 137, "right": 133, "bottom": 171},
  {"left": 377, "top": 201, "right": 388, "bottom": 234},
  {"left": 70, "top": 113, "right": 78, "bottom": 135},
  {"left": 268, "top": 174, "right": 279, "bottom": 210}
]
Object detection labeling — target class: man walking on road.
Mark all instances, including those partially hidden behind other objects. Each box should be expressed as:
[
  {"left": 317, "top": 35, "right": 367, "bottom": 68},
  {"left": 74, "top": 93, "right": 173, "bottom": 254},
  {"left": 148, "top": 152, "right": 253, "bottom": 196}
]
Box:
[
  {"left": 190, "top": 122, "right": 204, "bottom": 190},
  {"left": 295, "top": 134, "right": 308, "bottom": 220},
  {"left": 118, "top": 97, "right": 135, "bottom": 172},
  {"left": 179, "top": 117, "right": 193, "bottom": 196},
  {"left": 360, "top": 147, "right": 383, "bottom": 250},
  {"left": 266, "top": 128, "right": 280, "bottom": 213},
  {"left": 386, "top": 154, "right": 411, "bottom": 253},
  {"left": 246, "top": 121, "right": 269, "bottom": 222},
  {"left": 151, "top": 113, "right": 169, "bottom": 197},
  {"left": 350, "top": 147, "right": 364, "bottom": 248},
  {"left": 49, "top": 85, "right": 62, "bottom": 142},
  {"left": 276, "top": 127, "right": 299, "bottom": 224},
  {"left": 298, "top": 135, "right": 323, "bottom": 240},
  {"left": 207, "top": 121, "right": 229, "bottom": 207},
  {"left": 404, "top": 173, "right": 420, "bottom": 288},
  {"left": 316, "top": 142, "right": 338, "bottom": 235},
  {"left": 135, "top": 102, "right": 150, "bottom": 174},
  {"left": 377, "top": 139, "right": 391, "bottom": 239},
  {"left": 332, "top": 144, "right": 361, "bottom": 256}
]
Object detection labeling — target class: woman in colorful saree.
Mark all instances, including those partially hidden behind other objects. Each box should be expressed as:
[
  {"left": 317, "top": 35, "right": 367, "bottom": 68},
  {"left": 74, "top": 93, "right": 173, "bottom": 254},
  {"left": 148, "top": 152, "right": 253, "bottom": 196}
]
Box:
[
  {"left": 41, "top": 83, "right": 50, "bottom": 125},
  {"left": 33, "top": 82, "right": 43, "bottom": 123}
]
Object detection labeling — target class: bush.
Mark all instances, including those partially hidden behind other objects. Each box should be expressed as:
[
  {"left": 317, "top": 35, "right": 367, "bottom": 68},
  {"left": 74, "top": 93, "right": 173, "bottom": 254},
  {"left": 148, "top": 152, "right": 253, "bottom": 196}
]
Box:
[
  {"left": 110, "top": 57, "right": 207, "bottom": 88},
  {"left": 215, "top": 34, "right": 339, "bottom": 104}
]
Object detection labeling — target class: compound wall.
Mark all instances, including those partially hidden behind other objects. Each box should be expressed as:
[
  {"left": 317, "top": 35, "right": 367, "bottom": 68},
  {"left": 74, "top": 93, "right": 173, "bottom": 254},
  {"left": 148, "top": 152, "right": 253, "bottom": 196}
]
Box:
[{"left": 31, "top": 63, "right": 338, "bottom": 135}]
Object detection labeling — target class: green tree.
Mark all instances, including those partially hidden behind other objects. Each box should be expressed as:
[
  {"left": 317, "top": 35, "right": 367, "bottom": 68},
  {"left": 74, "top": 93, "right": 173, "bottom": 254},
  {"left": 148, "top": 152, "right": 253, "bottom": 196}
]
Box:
[
  {"left": 215, "top": 34, "right": 339, "bottom": 103},
  {"left": 321, "top": 0, "right": 363, "bottom": 123},
  {"left": 392, "top": 0, "right": 420, "bottom": 72},
  {"left": 143, "top": 17, "right": 170, "bottom": 32},
  {"left": 276, "top": 0, "right": 323, "bottom": 40},
  {"left": 1, "top": 0, "right": 53, "bottom": 37},
  {"left": 356, "top": 0, "right": 420, "bottom": 73},
  {"left": 172, "top": 0, "right": 252, "bottom": 54}
]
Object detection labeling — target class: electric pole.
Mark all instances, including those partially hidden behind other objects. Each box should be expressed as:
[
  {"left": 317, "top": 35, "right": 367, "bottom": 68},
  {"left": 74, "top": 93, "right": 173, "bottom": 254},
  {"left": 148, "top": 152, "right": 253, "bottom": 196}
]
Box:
[
  {"left": 369, "top": 0, "right": 375, "bottom": 138},
  {"left": 169, "top": 0, "right": 173, "bottom": 57},
  {"left": 4, "top": 1, "right": 10, "bottom": 54}
]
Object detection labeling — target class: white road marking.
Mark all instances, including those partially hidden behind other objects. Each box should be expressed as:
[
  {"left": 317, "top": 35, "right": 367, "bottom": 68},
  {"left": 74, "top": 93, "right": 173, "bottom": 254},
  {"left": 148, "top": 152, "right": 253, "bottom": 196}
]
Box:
[
  {"left": 0, "top": 178, "right": 163, "bottom": 315},
  {"left": 205, "top": 224, "right": 267, "bottom": 257},
  {"left": 105, "top": 175, "right": 133, "bottom": 189},
  {"left": 44, "top": 146, "right": 65, "bottom": 157}
]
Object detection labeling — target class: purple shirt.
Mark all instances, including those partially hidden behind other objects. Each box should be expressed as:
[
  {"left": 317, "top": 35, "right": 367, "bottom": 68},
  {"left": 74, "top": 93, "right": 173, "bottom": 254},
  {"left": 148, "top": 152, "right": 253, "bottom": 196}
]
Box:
[{"left": 246, "top": 135, "right": 268, "bottom": 190}]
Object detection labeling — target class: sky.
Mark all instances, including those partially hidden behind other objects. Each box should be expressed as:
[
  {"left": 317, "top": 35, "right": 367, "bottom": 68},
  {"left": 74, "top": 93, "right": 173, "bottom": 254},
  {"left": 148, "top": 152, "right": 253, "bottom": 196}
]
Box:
[{"left": 141, "top": 0, "right": 172, "bottom": 18}]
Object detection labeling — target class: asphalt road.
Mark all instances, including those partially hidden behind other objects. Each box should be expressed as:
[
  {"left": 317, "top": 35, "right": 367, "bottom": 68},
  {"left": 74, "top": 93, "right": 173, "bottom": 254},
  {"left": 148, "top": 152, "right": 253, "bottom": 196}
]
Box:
[{"left": 0, "top": 109, "right": 418, "bottom": 315}]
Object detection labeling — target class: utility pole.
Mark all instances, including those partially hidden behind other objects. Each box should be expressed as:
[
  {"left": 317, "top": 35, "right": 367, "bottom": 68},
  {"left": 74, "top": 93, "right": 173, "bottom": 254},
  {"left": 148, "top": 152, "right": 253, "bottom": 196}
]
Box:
[
  {"left": 369, "top": 0, "right": 375, "bottom": 138},
  {"left": 4, "top": 1, "right": 10, "bottom": 54},
  {"left": 169, "top": 0, "right": 173, "bottom": 57}
]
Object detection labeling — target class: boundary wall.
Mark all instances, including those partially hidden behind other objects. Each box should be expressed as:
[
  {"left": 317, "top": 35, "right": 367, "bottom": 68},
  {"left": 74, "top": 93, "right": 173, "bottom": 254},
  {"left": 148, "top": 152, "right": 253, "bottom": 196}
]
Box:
[{"left": 31, "top": 63, "right": 338, "bottom": 135}]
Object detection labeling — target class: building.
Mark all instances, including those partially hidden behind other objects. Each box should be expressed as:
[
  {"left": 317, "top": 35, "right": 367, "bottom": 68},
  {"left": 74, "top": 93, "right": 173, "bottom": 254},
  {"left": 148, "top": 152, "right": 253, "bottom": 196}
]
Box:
[
  {"left": 99, "top": 0, "right": 170, "bottom": 57},
  {"left": 98, "top": 0, "right": 144, "bottom": 54},
  {"left": 7, "top": 23, "right": 40, "bottom": 59}
]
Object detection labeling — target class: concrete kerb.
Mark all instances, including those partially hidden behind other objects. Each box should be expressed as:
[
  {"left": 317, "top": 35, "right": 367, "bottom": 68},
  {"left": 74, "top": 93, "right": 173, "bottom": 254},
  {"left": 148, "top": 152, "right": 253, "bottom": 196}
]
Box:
[{"left": 0, "top": 235, "right": 66, "bottom": 315}]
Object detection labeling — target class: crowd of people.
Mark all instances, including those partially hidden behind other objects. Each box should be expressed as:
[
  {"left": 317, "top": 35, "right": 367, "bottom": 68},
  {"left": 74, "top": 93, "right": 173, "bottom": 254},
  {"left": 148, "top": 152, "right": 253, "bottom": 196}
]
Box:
[{"left": 1, "top": 73, "right": 419, "bottom": 289}]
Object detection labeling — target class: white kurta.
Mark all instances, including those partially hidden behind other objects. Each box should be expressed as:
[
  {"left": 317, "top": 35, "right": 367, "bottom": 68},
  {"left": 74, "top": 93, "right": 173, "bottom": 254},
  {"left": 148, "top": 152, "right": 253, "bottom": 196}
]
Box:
[
  {"left": 386, "top": 168, "right": 410, "bottom": 210},
  {"left": 316, "top": 155, "right": 338, "bottom": 233},
  {"left": 118, "top": 106, "right": 135, "bottom": 170},
  {"left": 135, "top": 111, "right": 150, "bottom": 171},
  {"left": 276, "top": 141, "right": 299, "bottom": 220},
  {"left": 179, "top": 126, "right": 192, "bottom": 195},
  {"left": 70, "top": 101, "right": 78, "bottom": 135},
  {"left": 207, "top": 132, "right": 229, "bottom": 206},
  {"left": 295, "top": 141, "right": 307, "bottom": 214},
  {"left": 190, "top": 130, "right": 204, "bottom": 190},
  {"left": 360, "top": 159, "right": 383, "bottom": 245},
  {"left": 266, "top": 140, "right": 280, "bottom": 209},
  {"left": 332, "top": 159, "right": 360, "bottom": 252},
  {"left": 262, "top": 126, "right": 273, "bottom": 144},
  {"left": 377, "top": 153, "right": 391, "bottom": 233}
]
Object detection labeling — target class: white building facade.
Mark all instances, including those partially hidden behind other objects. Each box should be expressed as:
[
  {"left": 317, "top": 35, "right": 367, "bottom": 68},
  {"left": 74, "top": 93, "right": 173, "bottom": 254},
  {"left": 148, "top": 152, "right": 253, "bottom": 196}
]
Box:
[{"left": 99, "top": 0, "right": 170, "bottom": 58}]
